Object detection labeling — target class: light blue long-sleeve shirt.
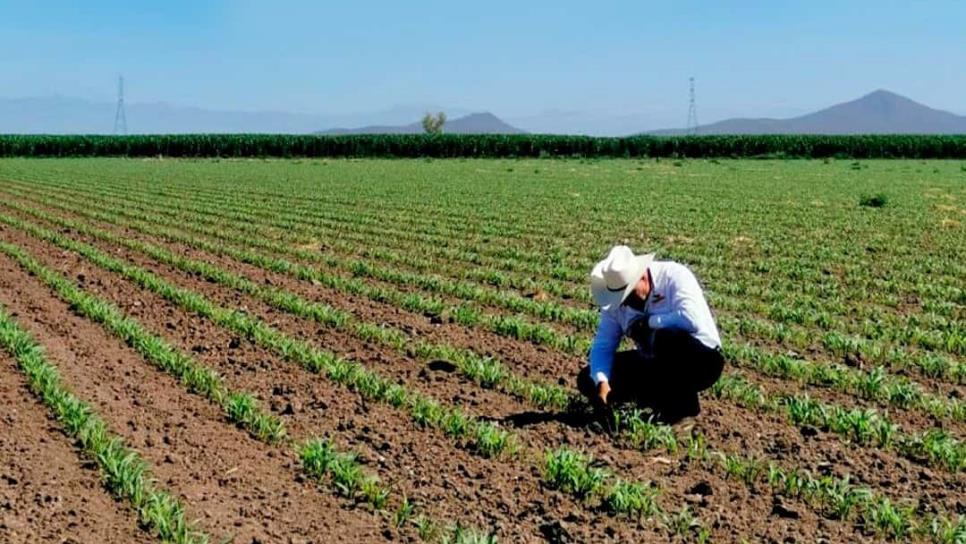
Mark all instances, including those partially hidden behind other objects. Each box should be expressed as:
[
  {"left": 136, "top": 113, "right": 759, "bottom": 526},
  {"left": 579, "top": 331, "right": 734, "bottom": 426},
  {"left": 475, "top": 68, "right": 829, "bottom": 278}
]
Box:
[{"left": 589, "top": 261, "right": 721, "bottom": 385}]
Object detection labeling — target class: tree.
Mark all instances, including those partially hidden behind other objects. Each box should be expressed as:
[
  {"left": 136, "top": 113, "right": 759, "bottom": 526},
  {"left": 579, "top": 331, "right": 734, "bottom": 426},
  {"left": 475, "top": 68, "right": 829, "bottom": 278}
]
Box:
[{"left": 421, "top": 111, "right": 447, "bottom": 134}]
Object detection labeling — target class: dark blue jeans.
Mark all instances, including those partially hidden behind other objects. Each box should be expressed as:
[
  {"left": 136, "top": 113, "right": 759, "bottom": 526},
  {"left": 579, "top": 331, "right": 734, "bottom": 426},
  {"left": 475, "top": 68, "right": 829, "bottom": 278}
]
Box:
[{"left": 577, "top": 326, "right": 724, "bottom": 422}]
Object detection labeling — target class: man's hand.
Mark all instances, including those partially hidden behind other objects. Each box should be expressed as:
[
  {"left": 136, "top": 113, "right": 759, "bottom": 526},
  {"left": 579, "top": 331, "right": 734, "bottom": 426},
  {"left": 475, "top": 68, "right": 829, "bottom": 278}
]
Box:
[{"left": 596, "top": 380, "right": 611, "bottom": 407}]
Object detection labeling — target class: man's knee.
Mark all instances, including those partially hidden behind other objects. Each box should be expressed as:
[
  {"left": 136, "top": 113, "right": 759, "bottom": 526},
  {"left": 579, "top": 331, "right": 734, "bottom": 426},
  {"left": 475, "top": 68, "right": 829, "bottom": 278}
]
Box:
[{"left": 695, "top": 349, "right": 725, "bottom": 392}]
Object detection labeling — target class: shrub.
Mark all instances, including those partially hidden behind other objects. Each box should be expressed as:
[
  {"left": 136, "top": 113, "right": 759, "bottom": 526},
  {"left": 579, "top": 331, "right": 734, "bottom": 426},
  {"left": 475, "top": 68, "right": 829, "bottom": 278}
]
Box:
[{"left": 859, "top": 193, "right": 889, "bottom": 208}]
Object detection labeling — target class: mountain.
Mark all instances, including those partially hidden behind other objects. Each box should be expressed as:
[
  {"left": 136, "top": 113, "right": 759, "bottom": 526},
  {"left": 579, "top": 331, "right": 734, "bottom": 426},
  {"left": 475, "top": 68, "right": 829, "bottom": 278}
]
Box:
[
  {"left": 319, "top": 112, "right": 525, "bottom": 135},
  {"left": 0, "top": 96, "right": 472, "bottom": 134},
  {"left": 649, "top": 90, "right": 966, "bottom": 135}
]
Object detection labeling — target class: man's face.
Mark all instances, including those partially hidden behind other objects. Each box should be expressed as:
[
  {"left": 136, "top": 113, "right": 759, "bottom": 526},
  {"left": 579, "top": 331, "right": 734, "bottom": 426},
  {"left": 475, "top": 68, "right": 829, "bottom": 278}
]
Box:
[{"left": 622, "top": 274, "right": 651, "bottom": 311}]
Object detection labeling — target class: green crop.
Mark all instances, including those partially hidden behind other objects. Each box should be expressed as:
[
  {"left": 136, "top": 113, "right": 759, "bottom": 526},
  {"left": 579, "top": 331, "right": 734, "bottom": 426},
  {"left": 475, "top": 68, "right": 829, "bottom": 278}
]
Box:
[{"left": 1, "top": 133, "right": 964, "bottom": 158}]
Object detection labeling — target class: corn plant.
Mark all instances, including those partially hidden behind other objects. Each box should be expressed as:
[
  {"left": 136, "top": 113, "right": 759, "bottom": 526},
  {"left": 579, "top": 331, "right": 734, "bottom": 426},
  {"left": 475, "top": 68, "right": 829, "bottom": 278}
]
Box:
[{"left": 543, "top": 448, "right": 607, "bottom": 500}]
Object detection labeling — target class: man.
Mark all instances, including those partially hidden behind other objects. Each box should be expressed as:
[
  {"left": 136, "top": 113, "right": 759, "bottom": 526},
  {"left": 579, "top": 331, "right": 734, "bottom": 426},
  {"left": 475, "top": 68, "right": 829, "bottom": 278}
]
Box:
[{"left": 577, "top": 245, "right": 724, "bottom": 424}]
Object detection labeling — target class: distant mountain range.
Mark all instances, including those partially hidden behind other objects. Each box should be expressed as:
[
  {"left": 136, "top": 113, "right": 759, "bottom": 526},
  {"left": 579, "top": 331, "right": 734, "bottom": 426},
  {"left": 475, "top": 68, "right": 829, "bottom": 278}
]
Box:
[
  {"left": 318, "top": 112, "right": 524, "bottom": 135},
  {"left": 649, "top": 90, "right": 966, "bottom": 135},
  {"left": 0, "top": 96, "right": 474, "bottom": 135},
  {"left": 0, "top": 90, "right": 962, "bottom": 135}
]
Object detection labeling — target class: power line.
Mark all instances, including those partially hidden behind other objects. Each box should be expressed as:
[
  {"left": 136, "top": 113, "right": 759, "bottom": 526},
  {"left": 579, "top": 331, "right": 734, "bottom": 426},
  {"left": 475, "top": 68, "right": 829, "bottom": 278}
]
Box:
[
  {"left": 686, "top": 77, "right": 698, "bottom": 135},
  {"left": 114, "top": 75, "right": 127, "bottom": 135}
]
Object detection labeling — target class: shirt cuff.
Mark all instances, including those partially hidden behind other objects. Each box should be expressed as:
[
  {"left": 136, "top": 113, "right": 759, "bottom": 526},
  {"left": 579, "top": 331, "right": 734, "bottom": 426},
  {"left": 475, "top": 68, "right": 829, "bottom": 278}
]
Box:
[{"left": 593, "top": 372, "right": 609, "bottom": 385}]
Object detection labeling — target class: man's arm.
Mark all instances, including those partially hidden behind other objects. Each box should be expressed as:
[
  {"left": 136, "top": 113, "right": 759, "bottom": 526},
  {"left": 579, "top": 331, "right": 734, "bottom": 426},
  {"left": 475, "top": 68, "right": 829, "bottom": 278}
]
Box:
[
  {"left": 647, "top": 264, "right": 705, "bottom": 333},
  {"left": 589, "top": 310, "right": 622, "bottom": 385}
]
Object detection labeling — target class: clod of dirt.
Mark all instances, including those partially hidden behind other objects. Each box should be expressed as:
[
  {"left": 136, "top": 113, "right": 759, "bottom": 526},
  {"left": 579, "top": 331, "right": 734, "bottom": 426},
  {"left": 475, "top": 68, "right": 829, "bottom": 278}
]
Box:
[
  {"left": 687, "top": 480, "right": 713, "bottom": 496},
  {"left": 427, "top": 359, "right": 458, "bottom": 373},
  {"left": 539, "top": 520, "right": 573, "bottom": 543},
  {"left": 771, "top": 500, "right": 800, "bottom": 519}
]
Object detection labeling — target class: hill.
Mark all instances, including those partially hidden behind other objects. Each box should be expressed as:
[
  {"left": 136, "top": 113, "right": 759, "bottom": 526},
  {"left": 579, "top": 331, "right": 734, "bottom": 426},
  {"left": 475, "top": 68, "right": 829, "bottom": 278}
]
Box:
[
  {"left": 650, "top": 90, "right": 966, "bottom": 135},
  {"left": 318, "top": 112, "right": 525, "bottom": 135}
]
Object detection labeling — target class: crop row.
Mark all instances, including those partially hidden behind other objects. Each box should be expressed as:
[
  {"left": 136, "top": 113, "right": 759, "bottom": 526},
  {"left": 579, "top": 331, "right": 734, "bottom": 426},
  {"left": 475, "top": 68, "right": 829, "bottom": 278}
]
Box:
[
  {"left": 0, "top": 204, "right": 570, "bottom": 410},
  {"left": 0, "top": 238, "right": 512, "bottom": 542},
  {"left": 9, "top": 197, "right": 966, "bottom": 432},
  {"left": 4, "top": 195, "right": 963, "bottom": 440},
  {"left": 711, "top": 373, "right": 966, "bottom": 472},
  {"left": 4, "top": 133, "right": 966, "bottom": 158}
]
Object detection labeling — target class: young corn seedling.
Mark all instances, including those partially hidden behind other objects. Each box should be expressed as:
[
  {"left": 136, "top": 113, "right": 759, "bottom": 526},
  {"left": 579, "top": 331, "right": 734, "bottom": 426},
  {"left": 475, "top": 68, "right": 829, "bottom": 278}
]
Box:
[
  {"left": 442, "top": 411, "right": 470, "bottom": 438},
  {"left": 360, "top": 476, "right": 390, "bottom": 509},
  {"left": 862, "top": 497, "right": 914, "bottom": 540},
  {"left": 416, "top": 516, "right": 440, "bottom": 541},
  {"left": 443, "top": 524, "right": 498, "bottom": 544},
  {"left": 928, "top": 515, "right": 966, "bottom": 544},
  {"left": 394, "top": 496, "right": 415, "bottom": 529},
  {"left": 819, "top": 475, "right": 870, "bottom": 521},
  {"left": 603, "top": 479, "right": 662, "bottom": 518},
  {"left": 666, "top": 505, "right": 702, "bottom": 539},
  {"left": 717, "top": 453, "right": 765, "bottom": 488},
  {"left": 410, "top": 397, "right": 446, "bottom": 429},
  {"left": 621, "top": 409, "right": 678, "bottom": 453},
  {"left": 685, "top": 432, "right": 709, "bottom": 465},
  {"left": 462, "top": 355, "right": 507, "bottom": 389},
  {"left": 472, "top": 422, "right": 515, "bottom": 458},
  {"left": 543, "top": 448, "right": 607, "bottom": 500}
]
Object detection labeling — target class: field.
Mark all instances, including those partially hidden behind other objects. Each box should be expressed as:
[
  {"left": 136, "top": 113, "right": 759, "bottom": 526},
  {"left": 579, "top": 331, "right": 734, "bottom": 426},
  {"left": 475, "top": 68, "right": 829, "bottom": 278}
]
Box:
[{"left": 0, "top": 157, "right": 963, "bottom": 543}]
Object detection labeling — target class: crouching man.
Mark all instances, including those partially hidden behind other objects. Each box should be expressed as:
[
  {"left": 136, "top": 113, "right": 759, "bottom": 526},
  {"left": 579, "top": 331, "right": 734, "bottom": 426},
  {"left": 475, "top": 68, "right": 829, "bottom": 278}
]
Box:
[{"left": 577, "top": 245, "right": 725, "bottom": 424}]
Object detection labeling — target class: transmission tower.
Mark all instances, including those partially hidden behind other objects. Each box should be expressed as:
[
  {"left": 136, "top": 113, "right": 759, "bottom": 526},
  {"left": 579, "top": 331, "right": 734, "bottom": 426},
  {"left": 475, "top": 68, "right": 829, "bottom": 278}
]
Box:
[
  {"left": 114, "top": 75, "right": 128, "bottom": 135},
  {"left": 686, "top": 77, "right": 698, "bottom": 135}
]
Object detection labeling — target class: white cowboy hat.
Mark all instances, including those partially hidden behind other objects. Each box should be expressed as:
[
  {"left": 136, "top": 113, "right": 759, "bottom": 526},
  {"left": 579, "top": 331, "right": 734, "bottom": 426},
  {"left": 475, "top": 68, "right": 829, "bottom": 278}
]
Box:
[{"left": 590, "top": 245, "right": 655, "bottom": 310}]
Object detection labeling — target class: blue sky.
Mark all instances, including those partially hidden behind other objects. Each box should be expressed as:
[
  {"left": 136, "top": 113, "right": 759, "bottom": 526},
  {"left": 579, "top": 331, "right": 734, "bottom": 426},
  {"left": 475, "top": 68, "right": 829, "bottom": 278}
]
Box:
[{"left": 1, "top": 0, "right": 963, "bottom": 123}]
